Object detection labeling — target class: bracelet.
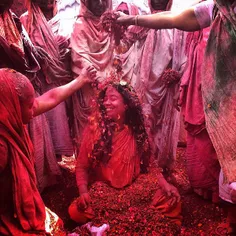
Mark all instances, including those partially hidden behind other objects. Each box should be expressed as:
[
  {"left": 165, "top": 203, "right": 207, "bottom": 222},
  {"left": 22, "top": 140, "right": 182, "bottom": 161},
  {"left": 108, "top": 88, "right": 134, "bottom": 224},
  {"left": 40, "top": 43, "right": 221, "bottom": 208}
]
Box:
[{"left": 134, "top": 15, "right": 139, "bottom": 26}]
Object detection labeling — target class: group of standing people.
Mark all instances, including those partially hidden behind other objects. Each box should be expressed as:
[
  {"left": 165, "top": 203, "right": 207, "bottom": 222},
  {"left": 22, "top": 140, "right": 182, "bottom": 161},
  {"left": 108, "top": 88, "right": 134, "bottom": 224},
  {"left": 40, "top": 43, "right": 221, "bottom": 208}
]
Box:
[{"left": 1, "top": 0, "right": 236, "bottom": 235}]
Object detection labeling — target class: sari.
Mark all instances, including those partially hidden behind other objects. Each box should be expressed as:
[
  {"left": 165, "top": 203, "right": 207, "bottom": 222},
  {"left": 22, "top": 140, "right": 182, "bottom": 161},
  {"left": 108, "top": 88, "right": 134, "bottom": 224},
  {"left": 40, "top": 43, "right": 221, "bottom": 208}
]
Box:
[
  {"left": 21, "top": 4, "right": 74, "bottom": 156},
  {"left": 180, "top": 28, "right": 220, "bottom": 200},
  {"left": 76, "top": 124, "right": 140, "bottom": 189},
  {"left": 202, "top": 0, "right": 236, "bottom": 183},
  {"left": 70, "top": 0, "right": 114, "bottom": 148},
  {"left": 131, "top": 0, "right": 180, "bottom": 170},
  {"left": 0, "top": 69, "right": 46, "bottom": 235},
  {"left": 0, "top": 10, "right": 61, "bottom": 192},
  {"left": 72, "top": 120, "right": 181, "bottom": 226}
]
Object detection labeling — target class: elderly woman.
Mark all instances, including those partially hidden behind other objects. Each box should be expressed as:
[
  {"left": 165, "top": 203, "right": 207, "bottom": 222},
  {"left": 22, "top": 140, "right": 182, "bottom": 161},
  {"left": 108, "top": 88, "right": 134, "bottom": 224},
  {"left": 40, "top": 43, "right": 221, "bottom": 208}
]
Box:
[
  {"left": 69, "top": 80, "right": 182, "bottom": 225},
  {"left": 70, "top": 0, "right": 116, "bottom": 149},
  {"left": 118, "top": 0, "right": 181, "bottom": 176},
  {"left": 0, "top": 67, "right": 96, "bottom": 235},
  {"left": 21, "top": 0, "right": 74, "bottom": 161}
]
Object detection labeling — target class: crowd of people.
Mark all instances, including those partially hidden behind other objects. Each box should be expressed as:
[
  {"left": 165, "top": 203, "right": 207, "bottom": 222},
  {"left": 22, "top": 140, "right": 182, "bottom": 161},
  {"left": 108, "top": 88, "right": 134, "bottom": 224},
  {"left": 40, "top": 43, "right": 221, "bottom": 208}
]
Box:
[{"left": 1, "top": 0, "right": 236, "bottom": 235}]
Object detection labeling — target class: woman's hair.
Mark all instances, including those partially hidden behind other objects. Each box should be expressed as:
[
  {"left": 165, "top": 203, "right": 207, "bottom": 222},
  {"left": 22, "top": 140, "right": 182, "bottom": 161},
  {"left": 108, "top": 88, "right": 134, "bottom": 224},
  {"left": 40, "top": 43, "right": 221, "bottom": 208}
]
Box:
[{"left": 90, "top": 82, "right": 150, "bottom": 171}]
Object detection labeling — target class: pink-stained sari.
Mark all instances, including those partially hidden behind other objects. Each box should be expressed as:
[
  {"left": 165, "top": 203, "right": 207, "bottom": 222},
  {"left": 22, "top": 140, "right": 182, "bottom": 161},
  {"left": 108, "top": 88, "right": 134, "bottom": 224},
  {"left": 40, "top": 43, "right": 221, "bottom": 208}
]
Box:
[
  {"left": 201, "top": 0, "right": 236, "bottom": 183},
  {"left": 180, "top": 28, "right": 220, "bottom": 200},
  {"left": 70, "top": 0, "right": 115, "bottom": 148},
  {"left": 128, "top": 0, "right": 182, "bottom": 170},
  {"left": 21, "top": 4, "right": 74, "bottom": 158}
]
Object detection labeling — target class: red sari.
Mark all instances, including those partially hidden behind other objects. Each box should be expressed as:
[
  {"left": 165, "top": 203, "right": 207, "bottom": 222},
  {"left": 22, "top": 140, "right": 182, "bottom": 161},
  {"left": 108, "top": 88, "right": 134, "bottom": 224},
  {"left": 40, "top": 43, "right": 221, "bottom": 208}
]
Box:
[
  {"left": 76, "top": 124, "right": 140, "bottom": 189},
  {"left": 0, "top": 69, "right": 46, "bottom": 235}
]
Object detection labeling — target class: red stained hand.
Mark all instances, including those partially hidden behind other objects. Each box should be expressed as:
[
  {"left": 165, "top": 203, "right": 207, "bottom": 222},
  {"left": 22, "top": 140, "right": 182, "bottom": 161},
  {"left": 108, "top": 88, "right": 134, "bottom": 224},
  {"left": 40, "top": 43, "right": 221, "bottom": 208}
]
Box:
[
  {"left": 79, "top": 66, "right": 97, "bottom": 86},
  {"left": 115, "top": 11, "right": 131, "bottom": 25},
  {"left": 77, "top": 192, "right": 91, "bottom": 210},
  {"left": 161, "top": 181, "right": 181, "bottom": 206}
]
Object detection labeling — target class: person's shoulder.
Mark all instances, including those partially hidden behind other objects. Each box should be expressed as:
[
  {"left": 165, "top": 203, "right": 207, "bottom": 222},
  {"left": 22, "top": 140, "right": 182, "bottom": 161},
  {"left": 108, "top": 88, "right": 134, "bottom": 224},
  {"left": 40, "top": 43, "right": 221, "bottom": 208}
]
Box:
[{"left": 194, "top": 0, "right": 214, "bottom": 29}]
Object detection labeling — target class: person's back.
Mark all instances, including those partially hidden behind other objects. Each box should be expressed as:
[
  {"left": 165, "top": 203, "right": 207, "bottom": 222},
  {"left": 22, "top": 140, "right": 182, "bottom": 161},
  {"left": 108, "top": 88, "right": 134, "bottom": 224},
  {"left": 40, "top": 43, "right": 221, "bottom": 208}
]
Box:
[
  {"left": 0, "top": 69, "right": 46, "bottom": 235},
  {"left": 0, "top": 64, "right": 96, "bottom": 235}
]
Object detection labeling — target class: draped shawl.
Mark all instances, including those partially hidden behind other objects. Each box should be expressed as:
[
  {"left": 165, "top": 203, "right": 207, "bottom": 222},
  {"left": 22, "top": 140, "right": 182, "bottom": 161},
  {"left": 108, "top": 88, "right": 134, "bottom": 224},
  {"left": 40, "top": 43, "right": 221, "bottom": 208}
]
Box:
[
  {"left": 20, "top": 4, "right": 71, "bottom": 84},
  {"left": 70, "top": 0, "right": 114, "bottom": 147},
  {"left": 0, "top": 10, "right": 40, "bottom": 81},
  {"left": 76, "top": 124, "right": 140, "bottom": 189},
  {"left": 202, "top": 0, "right": 236, "bottom": 183},
  {"left": 128, "top": 1, "right": 180, "bottom": 169},
  {"left": 0, "top": 69, "right": 46, "bottom": 235},
  {"left": 71, "top": 0, "right": 114, "bottom": 79}
]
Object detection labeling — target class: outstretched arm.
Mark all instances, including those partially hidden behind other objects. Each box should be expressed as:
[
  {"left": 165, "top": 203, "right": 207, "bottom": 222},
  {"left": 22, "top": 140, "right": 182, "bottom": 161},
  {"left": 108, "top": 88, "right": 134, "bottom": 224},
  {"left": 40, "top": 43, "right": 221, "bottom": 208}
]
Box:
[
  {"left": 116, "top": 7, "right": 201, "bottom": 32},
  {"left": 33, "top": 66, "right": 96, "bottom": 116}
]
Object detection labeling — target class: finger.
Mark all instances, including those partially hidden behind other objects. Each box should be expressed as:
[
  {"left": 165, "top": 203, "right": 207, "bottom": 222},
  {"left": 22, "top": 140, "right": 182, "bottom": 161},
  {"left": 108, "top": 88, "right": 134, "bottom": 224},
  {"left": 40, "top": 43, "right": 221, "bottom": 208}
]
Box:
[
  {"left": 169, "top": 196, "right": 176, "bottom": 207},
  {"left": 80, "top": 198, "right": 87, "bottom": 209},
  {"left": 167, "top": 190, "right": 171, "bottom": 197},
  {"left": 86, "top": 66, "right": 93, "bottom": 71},
  {"left": 114, "top": 11, "right": 121, "bottom": 18},
  {"left": 89, "top": 71, "right": 97, "bottom": 76},
  {"left": 87, "top": 66, "right": 96, "bottom": 72},
  {"left": 175, "top": 192, "right": 181, "bottom": 202}
]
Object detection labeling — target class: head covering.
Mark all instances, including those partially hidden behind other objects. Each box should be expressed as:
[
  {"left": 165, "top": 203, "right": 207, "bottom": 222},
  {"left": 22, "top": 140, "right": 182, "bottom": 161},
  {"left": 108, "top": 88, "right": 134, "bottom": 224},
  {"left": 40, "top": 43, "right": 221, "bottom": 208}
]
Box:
[
  {"left": 0, "top": 69, "right": 46, "bottom": 234},
  {"left": 0, "top": 10, "right": 24, "bottom": 57},
  {"left": 79, "top": 0, "right": 112, "bottom": 17},
  {"left": 116, "top": 1, "right": 139, "bottom": 15},
  {"left": 148, "top": 0, "right": 173, "bottom": 13},
  {"left": 21, "top": 2, "right": 71, "bottom": 84}
]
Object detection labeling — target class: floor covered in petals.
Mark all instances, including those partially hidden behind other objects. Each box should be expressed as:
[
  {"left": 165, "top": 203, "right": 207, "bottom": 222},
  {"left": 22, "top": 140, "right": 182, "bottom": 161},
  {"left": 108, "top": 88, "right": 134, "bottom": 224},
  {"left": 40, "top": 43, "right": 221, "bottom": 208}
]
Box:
[{"left": 42, "top": 148, "right": 225, "bottom": 235}]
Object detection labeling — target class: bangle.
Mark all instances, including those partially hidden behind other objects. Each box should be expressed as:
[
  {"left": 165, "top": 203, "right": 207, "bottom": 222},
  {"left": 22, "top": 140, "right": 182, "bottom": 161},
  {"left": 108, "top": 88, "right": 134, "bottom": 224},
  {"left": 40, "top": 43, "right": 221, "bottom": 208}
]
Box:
[{"left": 134, "top": 15, "right": 139, "bottom": 26}]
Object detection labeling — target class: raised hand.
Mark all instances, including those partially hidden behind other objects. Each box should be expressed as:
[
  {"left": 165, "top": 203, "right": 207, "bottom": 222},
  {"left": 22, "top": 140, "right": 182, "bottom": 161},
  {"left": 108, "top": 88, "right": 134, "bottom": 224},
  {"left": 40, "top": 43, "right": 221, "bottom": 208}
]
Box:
[
  {"left": 78, "top": 66, "right": 97, "bottom": 86},
  {"left": 115, "top": 11, "right": 132, "bottom": 25}
]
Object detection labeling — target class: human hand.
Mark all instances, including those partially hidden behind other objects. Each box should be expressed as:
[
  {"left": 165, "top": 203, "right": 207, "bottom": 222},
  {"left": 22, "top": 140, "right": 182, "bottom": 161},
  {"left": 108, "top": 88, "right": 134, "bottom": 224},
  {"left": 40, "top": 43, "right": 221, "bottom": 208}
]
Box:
[
  {"left": 115, "top": 11, "right": 133, "bottom": 25},
  {"left": 78, "top": 66, "right": 97, "bottom": 86},
  {"left": 159, "top": 179, "right": 181, "bottom": 206},
  {"left": 77, "top": 193, "right": 91, "bottom": 210}
]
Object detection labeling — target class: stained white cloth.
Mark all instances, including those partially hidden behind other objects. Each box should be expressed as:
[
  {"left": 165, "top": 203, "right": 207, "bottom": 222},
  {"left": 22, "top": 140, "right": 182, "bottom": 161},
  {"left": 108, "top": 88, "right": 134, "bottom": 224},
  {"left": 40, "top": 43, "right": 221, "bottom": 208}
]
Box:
[
  {"left": 194, "top": 0, "right": 214, "bottom": 29},
  {"left": 219, "top": 169, "right": 236, "bottom": 203}
]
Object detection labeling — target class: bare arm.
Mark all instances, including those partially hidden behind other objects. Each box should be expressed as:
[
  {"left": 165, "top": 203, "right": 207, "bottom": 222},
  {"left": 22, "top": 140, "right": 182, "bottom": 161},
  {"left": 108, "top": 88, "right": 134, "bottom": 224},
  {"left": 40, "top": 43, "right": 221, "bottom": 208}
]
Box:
[
  {"left": 33, "top": 66, "right": 96, "bottom": 117},
  {"left": 117, "top": 8, "right": 201, "bottom": 32}
]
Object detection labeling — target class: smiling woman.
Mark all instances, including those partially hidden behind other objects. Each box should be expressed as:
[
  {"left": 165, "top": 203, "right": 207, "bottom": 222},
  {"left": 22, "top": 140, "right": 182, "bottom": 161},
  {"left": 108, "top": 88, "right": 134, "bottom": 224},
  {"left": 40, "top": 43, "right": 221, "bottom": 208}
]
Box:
[{"left": 69, "top": 80, "right": 182, "bottom": 226}]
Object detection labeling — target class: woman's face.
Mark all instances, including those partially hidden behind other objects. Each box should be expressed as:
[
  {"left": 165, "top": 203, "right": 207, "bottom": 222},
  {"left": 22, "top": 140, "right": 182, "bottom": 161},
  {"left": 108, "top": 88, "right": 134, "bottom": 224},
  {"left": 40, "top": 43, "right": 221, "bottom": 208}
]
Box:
[
  {"left": 103, "top": 86, "right": 127, "bottom": 123},
  {"left": 88, "top": 0, "right": 108, "bottom": 16},
  {"left": 151, "top": 0, "right": 169, "bottom": 10},
  {"left": 20, "top": 84, "right": 35, "bottom": 124},
  {"left": 117, "top": 2, "right": 129, "bottom": 15},
  {"left": 0, "top": 0, "right": 13, "bottom": 14}
]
